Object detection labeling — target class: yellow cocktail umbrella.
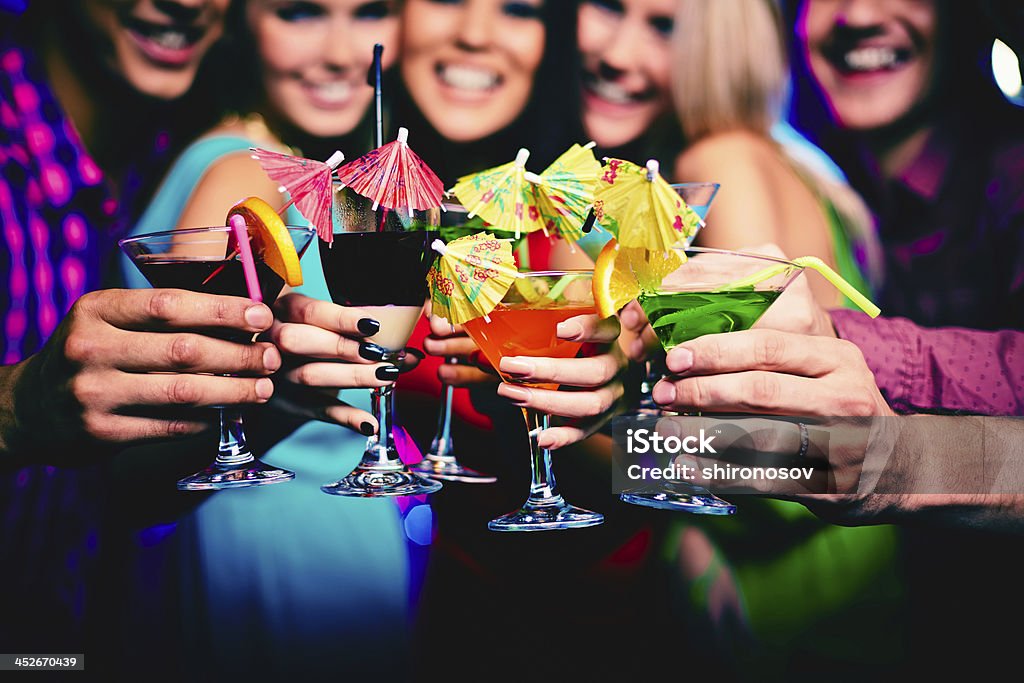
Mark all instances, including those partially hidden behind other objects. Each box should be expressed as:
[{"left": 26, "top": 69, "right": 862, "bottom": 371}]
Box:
[
  {"left": 427, "top": 233, "right": 518, "bottom": 325},
  {"left": 524, "top": 142, "right": 602, "bottom": 244},
  {"left": 594, "top": 158, "right": 702, "bottom": 252},
  {"left": 451, "top": 149, "right": 546, "bottom": 238}
]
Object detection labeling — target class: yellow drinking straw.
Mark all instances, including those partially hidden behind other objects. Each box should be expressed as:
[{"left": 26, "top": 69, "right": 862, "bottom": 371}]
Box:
[{"left": 716, "top": 255, "right": 881, "bottom": 318}]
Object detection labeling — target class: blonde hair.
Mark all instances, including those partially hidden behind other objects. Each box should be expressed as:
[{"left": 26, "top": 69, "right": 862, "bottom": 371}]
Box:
[
  {"left": 672, "top": 0, "right": 786, "bottom": 140},
  {"left": 671, "top": 0, "right": 883, "bottom": 288}
]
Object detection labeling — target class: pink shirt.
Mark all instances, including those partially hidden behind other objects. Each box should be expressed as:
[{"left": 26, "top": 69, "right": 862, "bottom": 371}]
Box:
[{"left": 832, "top": 309, "right": 1024, "bottom": 416}]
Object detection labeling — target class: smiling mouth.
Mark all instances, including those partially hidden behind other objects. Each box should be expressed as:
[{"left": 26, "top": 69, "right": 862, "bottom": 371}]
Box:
[
  {"left": 124, "top": 17, "right": 205, "bottom": 52},
  {"left": 302, "top": 80, "right": 355, "bottom": 107},
  {"left": 828, "top": 45, "right": 913, "bottom": 74},
  {"left": 581, "top": 71, "right": 653, "bottom": 106},
  {"left": 435, "top": 64, "right": 502, "bottom": 92}
]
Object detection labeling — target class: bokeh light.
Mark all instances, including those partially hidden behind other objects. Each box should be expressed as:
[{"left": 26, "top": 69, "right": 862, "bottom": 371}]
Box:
[{"left": 992, "top": 39, "right": 1024, "bottom": 105}]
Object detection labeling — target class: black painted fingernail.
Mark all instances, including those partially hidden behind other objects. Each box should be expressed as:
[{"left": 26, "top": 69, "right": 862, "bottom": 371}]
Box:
[
  {"left": 359, "top": 342, "right": 386, "bottom": 361},
  {"left": 357, "top": 318, "right": 380, "bottom": 336},
  {"left": 376, "top": 365, "right": 400, "bottom": 380},
  {"left": 360, "top": 421, "right": 376, "bottom": 436}
]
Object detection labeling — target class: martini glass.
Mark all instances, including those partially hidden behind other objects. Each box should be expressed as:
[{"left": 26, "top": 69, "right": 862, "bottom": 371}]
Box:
[
  {"left": 119, "top": 224, "right": 316, "bottom": 490},
  {"left": 463, "top": 270, "right": 604, "bottom": 532},
  {"left": 411, "top": 199, "right": 497, "bottom": 484},
  {"left": 320, "top": 187, "right": 443, "bottom": 497},
  {"left": 620, "top": 247, "right": 805, "bottom": 513},
  {"left": 635, "top": 182, "right": 720, "bottom": 414}
]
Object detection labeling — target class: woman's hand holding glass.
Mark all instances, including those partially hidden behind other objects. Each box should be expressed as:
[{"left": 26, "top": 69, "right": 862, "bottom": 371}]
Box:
[
  {"left": 423, "top": 314, "right": 500, "bottom": 387},
  {"left": 269, "top": 292, "right": 407, "bottom": 434}
]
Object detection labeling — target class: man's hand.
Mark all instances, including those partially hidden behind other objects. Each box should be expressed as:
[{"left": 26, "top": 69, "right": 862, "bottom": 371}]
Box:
[
  {"left": 2, "top": 289, "right": 283, "bottom": 456},
  {"left": 652, "top": 329, "right": 895, "bottom": 417}
]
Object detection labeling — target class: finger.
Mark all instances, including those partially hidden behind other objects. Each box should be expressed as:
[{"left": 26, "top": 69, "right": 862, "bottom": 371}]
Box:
[
  {"left": 123, "top": 373, "right": 276, "bottom": 408},
  {"left": 284, "top": 361, "right": 398, "bottom": 389},
  {"left": 665, "top": 329, "right": 856, "bottom": 377},
  {"left": 499, "top": 353, "right": 621, "bottom": 388},
  {"left": 89, "top": 289, "right": 274, "bottom": 333},
  {"left": 619, "top": 300, "right": 649, "bottom": 332},
  {"left": 83, "top": 414, "right": 212, "bottom": 443},
  {"left": 653, "top": 371, "right": 826, "bottom": 416},
  {"left": 429, "top": 314, "right": 465, "bottom": 337},
  {"left": 272, "top": 321, "right": 379, "bottom": 363},
  {"left": 400, "top": 350, "right": 422, "bottom": 373},
  {"left": 268, "top": 388, "right": 377, "bottom": 435},
  {"left": 274, "top": 293, "right": 382, "bottom": 338},
  {"left": 497, "top": 382, "right": 623, "bottom": 418},
  {"left": 625, "top": 326, "right": 659, "bottom": 363},
  {"left": 556, "top": 314, "right": 620, "bottom": 344},
  {"left": 321, "top": 404, "right": 378, "bottom": 435},
  {"left": 85, "top": 330, "right": 281, "bottom": 375},
  {"left": 537, "top": 425, "right": 588, "bottom": 450},
  {"left": 439, "top": 363, "right": 499, "bottom": 386},
  {"left": 423, "top": 334, "right": 478, "bottom": 358}
]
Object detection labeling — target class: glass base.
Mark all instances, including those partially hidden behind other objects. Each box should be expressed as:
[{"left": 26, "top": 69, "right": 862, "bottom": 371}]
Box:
[
  {"left": 620, "top": 486, "right": 736, "bottom": 515},
  {"left": 177, "top": 460, "right": 294, "bottom": 491},
  {"left": 488, "top": 499, "right": 604, "bottom": 532},
  {"left": 410, "top": 457, "right": 497, "bottom": 484},
  {"left": 321, "top": 466, "right": 442, "bottom": 497}
]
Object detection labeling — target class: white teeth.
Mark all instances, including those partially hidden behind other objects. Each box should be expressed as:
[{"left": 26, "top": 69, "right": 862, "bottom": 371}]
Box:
[
  {"left": 589, "top": 77, "right": 636, "bottom": 105},
  {"left": 149, "top": 30, "right": 189, "bottom": 50},
  {"left": 439, "top": 65, "right": 499, "bottom": 91},
  {"left": 308, "top": 81, "right": 352, "bottom": 104},
  {"left": 844, "top": 47, "right": 899, "bottom": 71}
]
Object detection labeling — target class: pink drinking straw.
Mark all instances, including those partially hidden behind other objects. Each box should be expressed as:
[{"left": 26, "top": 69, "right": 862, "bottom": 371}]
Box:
[{"left": 229, "top": 214, "right": 263, "bottom": 303}]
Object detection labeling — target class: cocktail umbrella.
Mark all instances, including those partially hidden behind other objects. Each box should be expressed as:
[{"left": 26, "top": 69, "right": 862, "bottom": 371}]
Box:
[
  {"left": 451, "top": 148, "right": 546, "bottom": 239},
  {"left": 594, "top": 158, "right": 702, "bottom": 252},
  {"left": 524, "top": 142, "right": 602, "bottom": 243},
  {"left": 250, "top": 147, "right": 345, "bottom": 243},
  {"left": 427, "top": 233, "right": 517, "bottom": 325},
  {"left": 334, "top": 126, "right": 445, "bottom": 220}
]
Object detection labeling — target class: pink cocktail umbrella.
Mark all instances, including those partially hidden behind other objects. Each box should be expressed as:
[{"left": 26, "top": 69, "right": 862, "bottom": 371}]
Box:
[
  {"left": 334, "top": 127, "right": 445, "bottom": 222},
  {"left": 250, "top": 147, "right": 345, "bottom": 243}
]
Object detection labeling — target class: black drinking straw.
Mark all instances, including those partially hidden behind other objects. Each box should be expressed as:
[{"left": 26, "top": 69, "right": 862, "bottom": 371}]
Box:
[{"left": 369, "top": 43, "right": 384, "bottom": 150}]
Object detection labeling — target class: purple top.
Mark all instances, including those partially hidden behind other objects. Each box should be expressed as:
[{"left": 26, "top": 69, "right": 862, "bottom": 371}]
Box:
[
  {"left": 833, "top": 309, "right": 1024, "bottom": 416},
  {"left": 850, "top": 115, "right": 1024, "bottom": 330},
  {"left": 0, "top": 38, "right": 121, "bottom": 364}
]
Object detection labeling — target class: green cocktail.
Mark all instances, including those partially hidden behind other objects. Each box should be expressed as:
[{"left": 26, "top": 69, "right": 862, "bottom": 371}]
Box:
[
  {"left": 640, "top": 289, "right": 782, "bottom": 350},
  {"left": 621, "top": 247, "right": 805, "bottom": 515}
]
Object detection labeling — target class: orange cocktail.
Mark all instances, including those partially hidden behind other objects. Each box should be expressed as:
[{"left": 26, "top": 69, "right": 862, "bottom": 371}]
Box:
[
  {"left": 463, "top": 271, "right": 605, "bottom": 532},
  {"left": 464, "top": 304, "right": 595, "bottom": 391}
]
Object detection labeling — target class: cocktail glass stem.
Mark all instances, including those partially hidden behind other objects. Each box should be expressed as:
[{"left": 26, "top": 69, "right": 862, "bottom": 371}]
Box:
[
  {"left": 369, "top": 384, "right": 398, "bottom": 464},
  {"left": 176, "top": 404, "right": 294, "bottom": 491},
  {"left": 322, "top": 356, "right": 443, "bottom": 497},
  {"left": 523, "top": 409, "right": 562, "bottom": 507},
  {"left": 487, "top": 404, "right": 603, "bottom": 532},
  {"left": 217, "top": 407, "right": 253, "bottom": 465},
  {"left": 411, "top": 358, "right": 497, "bottom": 483},
  {"left": 429, "top": 380, "right": 456, "bottom": 459}
]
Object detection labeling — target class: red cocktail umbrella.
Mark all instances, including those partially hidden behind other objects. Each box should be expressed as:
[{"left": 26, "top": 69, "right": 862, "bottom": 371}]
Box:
[
  {"left": 334, "top": 127, "right": 445, "bottom": 219},
  {"left": 250, "top": 147, "right": 345, "bottom": 243}
]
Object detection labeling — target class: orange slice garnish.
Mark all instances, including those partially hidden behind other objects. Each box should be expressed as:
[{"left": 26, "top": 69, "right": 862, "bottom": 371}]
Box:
[
  {"left": 593, "top": 238, "right": 685, "bottom": 318},
  {"left": 227, "top": 197, "right": 303, "bottom": 286}
]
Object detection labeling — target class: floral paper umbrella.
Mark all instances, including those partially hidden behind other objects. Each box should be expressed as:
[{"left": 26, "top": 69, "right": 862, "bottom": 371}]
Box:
[
  {"left": 594, "top": 158, "right": 702, "bottom": 252},
  {"left": 524, "top": 142, "right": 602, "bottom": 243},
  {"left": 451, "top": 148, "right": 546, "bottom": 239},
  {"left": 427, "top": 233, "right": 518, "bottom": 325},
  {"left": 250, "top": 147, "right": 344, "bottom": 243},
  {"left": 334, "top": 127, "right": 445, "bottom": 219}
]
